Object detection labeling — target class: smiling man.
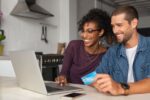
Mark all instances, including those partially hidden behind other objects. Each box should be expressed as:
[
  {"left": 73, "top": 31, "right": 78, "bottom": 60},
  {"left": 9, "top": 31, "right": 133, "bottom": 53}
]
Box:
[{"left": 93, "top": 6, "right": 150, "bottom": 95}]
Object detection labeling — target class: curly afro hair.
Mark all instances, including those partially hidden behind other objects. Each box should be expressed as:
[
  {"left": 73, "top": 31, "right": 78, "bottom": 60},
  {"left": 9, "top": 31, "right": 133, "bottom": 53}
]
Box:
[
  {"left": 78, "top": 8, "right": 115, "bottom": 46},
  {"left": 79, "top": 8, "right": 112, "bottom": 33}
]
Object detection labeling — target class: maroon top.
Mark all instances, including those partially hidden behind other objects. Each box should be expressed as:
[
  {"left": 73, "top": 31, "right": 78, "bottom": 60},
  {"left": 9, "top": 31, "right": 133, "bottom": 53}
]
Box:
[{"left": 60, "top": 40, "right": 105, "bottom": 84}]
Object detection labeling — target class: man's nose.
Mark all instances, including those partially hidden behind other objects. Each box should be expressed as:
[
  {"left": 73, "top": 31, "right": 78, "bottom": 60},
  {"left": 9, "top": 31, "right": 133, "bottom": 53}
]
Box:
[{"left": 113, "top": 26, "right": 118, "bottom": 34}]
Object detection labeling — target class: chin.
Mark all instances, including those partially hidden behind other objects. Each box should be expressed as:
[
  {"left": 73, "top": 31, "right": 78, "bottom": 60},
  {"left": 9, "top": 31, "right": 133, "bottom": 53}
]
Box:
[
  {"left": 84, "top": 44, "right": 93, "bottom": 47},
  {"left": 84, "top": 44, "right": 91, "bottom": 47},
  {"left": 116, "top": 37, "right": 123, "bottom": 42},
  {"left": 117, "top": 39, "right": 122, "bottom": 43},
  {"left": 84, "top": 42, "right": 91, "bottom": 46}
]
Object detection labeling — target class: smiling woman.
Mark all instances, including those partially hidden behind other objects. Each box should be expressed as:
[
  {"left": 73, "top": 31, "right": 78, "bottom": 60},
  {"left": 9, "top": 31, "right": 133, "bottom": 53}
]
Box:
[{"left": 55, "top": 8, "right": 115, "bottom": 85}]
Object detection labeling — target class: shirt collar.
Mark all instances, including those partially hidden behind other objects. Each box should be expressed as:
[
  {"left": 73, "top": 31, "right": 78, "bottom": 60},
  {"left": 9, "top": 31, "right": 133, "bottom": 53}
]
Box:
[{"left": 119, "top": 34, "right": 147, "bottom": 57}]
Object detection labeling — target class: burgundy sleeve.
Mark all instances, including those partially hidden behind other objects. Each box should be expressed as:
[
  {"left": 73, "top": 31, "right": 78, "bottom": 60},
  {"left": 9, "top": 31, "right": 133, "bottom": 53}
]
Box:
[{"left": 59, "top": 41, "right": 74, "bottom": 76}]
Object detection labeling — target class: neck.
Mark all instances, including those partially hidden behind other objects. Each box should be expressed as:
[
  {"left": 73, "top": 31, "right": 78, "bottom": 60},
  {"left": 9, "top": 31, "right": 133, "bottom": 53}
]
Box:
[
  {"left": 85, "top": 42, "right": 100, "bottom": 54},
  {"left": 125, "top": 30, "right": 138, "bottom": 48}
]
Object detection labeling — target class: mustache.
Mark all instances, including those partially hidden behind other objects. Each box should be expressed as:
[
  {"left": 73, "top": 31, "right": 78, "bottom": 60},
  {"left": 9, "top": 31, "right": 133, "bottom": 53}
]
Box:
[{"left": 114, "top": 32, "right": 123, "bottom": 35}]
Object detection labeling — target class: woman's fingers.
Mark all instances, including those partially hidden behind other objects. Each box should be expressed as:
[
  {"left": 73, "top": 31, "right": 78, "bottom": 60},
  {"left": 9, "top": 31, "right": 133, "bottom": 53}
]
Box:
[{"left": 55, "top": 75, "right": 68, "bottom": 86}]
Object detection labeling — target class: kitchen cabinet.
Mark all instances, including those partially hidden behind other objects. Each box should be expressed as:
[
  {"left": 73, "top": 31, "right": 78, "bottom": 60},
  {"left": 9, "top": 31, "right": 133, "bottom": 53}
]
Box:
[
  {"left": 0, "top": 56, "right": 16, "bottom": 77},
  {"left": 36, "top": 53, "right": 63, "bottom": 81}
]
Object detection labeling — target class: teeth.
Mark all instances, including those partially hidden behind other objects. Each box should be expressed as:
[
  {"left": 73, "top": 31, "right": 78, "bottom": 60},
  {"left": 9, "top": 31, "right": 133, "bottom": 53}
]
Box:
[
  {"left": 116, "top": 34, "right": 121, "bottom": 37},
  {"left": 84, "top": 40, "right": 90, "bottom": 42}
]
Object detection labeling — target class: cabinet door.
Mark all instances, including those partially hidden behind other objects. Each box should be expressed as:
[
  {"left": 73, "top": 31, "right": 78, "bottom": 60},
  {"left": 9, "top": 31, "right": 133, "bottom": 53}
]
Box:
[
  {"left": 42, "top": 66, "right": 59, "bottom": 81},
  {"left": 138, "top": 28, "right": 150, "bottom": 37}
]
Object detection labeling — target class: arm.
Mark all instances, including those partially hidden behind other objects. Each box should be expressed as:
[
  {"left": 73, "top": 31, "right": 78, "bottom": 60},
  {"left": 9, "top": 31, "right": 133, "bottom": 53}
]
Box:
[
  {"left": 93, "top": 74, "right": 150, "bottom": 95},
  {"left": 56, "top": 41, "right": 74, "bottom": 85},
  {"left": 60, "top": 42, "right": 74, "bottom": 76},
  {"left": 127, "top": 78, "right": 150, "bottom": 94}
]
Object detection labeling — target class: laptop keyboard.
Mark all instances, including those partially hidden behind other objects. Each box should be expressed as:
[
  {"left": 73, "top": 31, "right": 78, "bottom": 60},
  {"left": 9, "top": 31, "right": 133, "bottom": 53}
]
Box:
[
  {"left": 46, "top": 85, "right": 63, "bottom": 92},
  {"left": 45, "top": 82, "right": 81, "bottom": 93}
]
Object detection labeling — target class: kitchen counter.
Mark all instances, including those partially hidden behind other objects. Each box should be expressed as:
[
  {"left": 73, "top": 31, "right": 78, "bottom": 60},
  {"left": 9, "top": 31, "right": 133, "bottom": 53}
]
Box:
[
  {"left": 0, "top": 56, "right": 10, "bottom": 60},
  {"left": 0, "top": 56, "right": 15, "bottom": 77}
]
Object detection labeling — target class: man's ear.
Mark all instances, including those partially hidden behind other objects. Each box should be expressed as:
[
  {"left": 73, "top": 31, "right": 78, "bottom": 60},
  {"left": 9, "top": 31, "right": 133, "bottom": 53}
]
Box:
[
  {"left": 99, "top": 29, "right": 104, "bottom": 37},
  {"left": 131, "top": 18, "right": 138, "bottom": 28}
]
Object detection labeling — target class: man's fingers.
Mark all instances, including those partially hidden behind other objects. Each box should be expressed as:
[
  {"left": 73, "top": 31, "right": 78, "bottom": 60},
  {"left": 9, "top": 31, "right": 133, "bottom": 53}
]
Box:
[{"left": 94, "top": 74, "right": 110, "bottom": 81}]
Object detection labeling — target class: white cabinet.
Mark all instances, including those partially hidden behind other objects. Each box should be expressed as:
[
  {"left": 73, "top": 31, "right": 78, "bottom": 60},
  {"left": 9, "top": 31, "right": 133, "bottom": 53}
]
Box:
[{"left": 0, "top": 56, "right": 15, "bottom": 77}]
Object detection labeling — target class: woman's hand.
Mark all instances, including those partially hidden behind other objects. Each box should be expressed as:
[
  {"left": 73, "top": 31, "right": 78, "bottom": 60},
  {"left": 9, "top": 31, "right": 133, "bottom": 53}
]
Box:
[{"left": 55, "top": 75, "right": 68, "bottom": 86}]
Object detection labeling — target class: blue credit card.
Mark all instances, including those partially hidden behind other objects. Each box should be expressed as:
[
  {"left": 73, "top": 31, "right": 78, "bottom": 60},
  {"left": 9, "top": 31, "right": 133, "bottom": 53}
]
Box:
[{"left": 81, "top": 71, "right": 96, "bottom": 85}]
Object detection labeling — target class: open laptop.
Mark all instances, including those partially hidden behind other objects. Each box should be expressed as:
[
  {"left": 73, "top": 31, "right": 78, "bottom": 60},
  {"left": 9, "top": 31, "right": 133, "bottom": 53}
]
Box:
[{"left": 10, "top": 50, "right": 82, "bottom": 95}]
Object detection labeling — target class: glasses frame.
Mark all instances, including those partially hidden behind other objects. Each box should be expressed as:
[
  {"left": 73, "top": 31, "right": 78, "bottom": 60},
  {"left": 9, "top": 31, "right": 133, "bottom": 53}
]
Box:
[{"left": 79, "top": 28, "right": 101, "bottom": 35}]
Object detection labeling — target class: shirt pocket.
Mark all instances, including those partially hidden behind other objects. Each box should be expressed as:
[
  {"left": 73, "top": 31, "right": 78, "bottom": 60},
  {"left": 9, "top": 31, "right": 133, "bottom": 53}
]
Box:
[
  {"left": 141, "top": 63, "right": 150, "bottom": 78},
  {"left": 109, "top": 64, "right": 124, "bottom": 82}
]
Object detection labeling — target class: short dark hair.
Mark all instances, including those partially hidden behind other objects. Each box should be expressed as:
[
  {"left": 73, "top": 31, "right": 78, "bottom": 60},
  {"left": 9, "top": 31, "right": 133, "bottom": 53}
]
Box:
[
  {"left": 112, "top": 5, "right": 139, "bottom": 23},
  {"left": 78, "top": 8, "right": 112, "bottom": 37}
]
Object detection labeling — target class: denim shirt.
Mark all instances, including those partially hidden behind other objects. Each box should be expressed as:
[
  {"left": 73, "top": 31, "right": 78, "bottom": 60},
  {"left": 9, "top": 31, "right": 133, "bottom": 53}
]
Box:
[{"left": 96, "top": 34, "right": 150, "bottom": 83}]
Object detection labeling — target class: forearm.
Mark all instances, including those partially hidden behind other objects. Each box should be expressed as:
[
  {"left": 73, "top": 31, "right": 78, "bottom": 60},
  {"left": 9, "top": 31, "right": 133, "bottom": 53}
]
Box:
[
  {"left": 127, "top": 78, "right": 150, "bottom": 94},
  {"left": 60, "top": 55, "right": 73, "bottom": 75}
]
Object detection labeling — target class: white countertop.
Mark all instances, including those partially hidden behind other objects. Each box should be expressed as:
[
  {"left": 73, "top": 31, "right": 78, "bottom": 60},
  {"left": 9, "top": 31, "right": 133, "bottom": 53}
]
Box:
[
  {"left": 0, "top": 56, "right": 10, "bottom": 60},
  {"left": 0, "top": 76, "right": 150, "bottom": 100},
  {"left": 0, "top": 58, "right": 16, "bottom": 77}
]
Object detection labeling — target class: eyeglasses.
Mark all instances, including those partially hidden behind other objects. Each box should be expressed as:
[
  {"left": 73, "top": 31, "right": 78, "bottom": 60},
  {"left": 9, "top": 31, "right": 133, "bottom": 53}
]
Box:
[{"left": 80, "top": 28, "right": 101, "bottom": 35}]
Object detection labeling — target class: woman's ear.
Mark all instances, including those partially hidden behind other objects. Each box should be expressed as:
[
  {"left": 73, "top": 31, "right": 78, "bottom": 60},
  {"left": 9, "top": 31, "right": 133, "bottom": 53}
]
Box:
[{"left": 99, "top": 29, "right": 104, "bottom": 37}]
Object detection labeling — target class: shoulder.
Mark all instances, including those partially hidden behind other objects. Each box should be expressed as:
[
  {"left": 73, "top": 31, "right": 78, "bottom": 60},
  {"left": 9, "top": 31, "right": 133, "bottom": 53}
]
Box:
[
  {"left": 107, "top": 43, "right": 121, "bottom": 53},
  {"left": 99, "top": 47, "right": 107, "bottom": 54},
  {"left": 64, "top": 40, "right": 82, "bottom": 55},
  {"left": 68, "top": 40, "right": 83, "bottom": 47},
  {"left": 101, "top": 43, "right": 122, "bottom": 59},
  {"left": 139, "top": 34, "right": 150, "bottom": 48},
  {"left": 144, "top": 36, "right": 150, "bottom": 43}
]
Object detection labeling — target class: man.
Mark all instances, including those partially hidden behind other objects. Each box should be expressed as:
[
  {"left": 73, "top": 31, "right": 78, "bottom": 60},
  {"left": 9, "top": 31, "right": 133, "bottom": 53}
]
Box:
[{"left": 93, "top": 6, "right": 150, "bottom": 95}]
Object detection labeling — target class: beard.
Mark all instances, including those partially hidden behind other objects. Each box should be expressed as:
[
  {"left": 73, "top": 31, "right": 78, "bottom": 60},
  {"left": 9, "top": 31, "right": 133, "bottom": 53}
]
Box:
[{"left": 115, "top": 31, "right": 133, "bottom": 44}]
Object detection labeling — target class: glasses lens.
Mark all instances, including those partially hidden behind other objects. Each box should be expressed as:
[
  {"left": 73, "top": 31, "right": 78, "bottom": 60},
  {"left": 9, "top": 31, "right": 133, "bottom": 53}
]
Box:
[
  {"left": 87, "top": 29, "right": 96, "bottom": 33},
  {"left": 79, "top": 29, "right": 101, "bottom": 35}
]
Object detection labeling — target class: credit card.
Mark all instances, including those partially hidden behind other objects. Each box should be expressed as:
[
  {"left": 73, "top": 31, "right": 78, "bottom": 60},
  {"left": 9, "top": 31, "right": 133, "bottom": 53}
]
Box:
[{"left": 81, "top": 71, "right": 96, "bottom": 85}]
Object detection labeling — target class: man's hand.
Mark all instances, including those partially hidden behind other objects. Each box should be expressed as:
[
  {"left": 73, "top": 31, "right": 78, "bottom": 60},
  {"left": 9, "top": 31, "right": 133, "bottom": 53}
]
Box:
[{"left": 93, "top": 74, "right": 124, "bottom": 95}]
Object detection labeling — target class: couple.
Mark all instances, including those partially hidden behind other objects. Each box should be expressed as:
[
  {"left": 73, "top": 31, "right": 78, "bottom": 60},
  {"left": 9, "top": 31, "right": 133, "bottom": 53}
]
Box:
[{"left": 56, "top": 5, "right": 150, "bottom": 95}]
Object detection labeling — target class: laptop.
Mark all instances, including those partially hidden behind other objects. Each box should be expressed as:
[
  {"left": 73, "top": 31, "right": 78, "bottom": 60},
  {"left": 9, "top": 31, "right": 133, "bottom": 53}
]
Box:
[{"left": 10, "top": 50, "right": 82, "bottom": 95}]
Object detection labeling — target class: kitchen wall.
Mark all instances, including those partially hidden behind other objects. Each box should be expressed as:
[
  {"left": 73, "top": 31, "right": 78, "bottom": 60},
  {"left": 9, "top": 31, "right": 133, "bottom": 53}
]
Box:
[
  {"left": 139, "top": 16, "right": 150, "bottom": 28},
  {"left": 2, "top": 0, "right": 149, "bottom": 56},
  {"left": 1, "top": 0, "right": 150, "bottom": 77},
  {"left": 0, "top": 0, "right": 78, "bottom": 77},
  {"left": 1, "top": 0, "right": 77, "bottom": 55},
  {"left": 96, "top": 0, "right": 115, "bottom": 15},
  {"left": 96, "top": 0, "right": 150, "bottom": 28},
  {"left": 77, "top": 0, "right": 96, "bottom": 21},
  {"left": 96, "top": 0, "right": 150, "bottom": 29}
]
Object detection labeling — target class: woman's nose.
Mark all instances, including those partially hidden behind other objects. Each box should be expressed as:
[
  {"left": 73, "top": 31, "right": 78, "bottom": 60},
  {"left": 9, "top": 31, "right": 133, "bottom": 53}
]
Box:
[{"left": 81, "top": 32, "right": 88, "bottom": 38}]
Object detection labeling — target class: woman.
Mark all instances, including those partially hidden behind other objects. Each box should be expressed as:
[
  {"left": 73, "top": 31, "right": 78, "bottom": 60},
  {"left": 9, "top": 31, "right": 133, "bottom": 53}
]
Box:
[{"left": 55, "top": 8, "right": 114, "bottom": 85}]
